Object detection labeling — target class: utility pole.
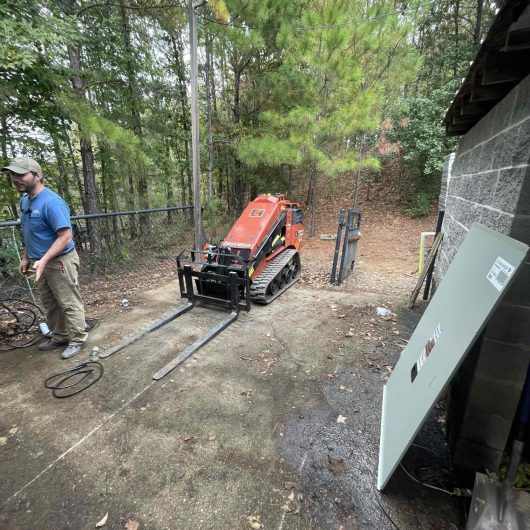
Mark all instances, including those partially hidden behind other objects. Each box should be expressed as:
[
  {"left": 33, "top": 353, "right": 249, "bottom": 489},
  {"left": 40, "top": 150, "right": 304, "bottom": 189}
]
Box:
[{"left": 189, "top": 0, "right": 204, "bottom": 249}]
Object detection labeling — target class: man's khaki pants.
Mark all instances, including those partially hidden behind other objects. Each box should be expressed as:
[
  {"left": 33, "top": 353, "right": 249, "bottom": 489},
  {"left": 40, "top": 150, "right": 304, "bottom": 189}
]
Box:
[{"left": 36, "top": 250, "right": 87, "bottom": 346}]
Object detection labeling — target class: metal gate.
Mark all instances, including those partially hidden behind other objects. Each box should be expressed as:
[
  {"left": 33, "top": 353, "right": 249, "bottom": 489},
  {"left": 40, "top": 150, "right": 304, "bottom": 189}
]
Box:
[{"left": 330, "top": 208, "right": 361, "bottom": 285}]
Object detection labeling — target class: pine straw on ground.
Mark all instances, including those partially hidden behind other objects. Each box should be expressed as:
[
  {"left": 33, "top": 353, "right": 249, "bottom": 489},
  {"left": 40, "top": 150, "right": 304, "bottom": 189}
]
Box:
[{"left": 297, "top": 170, "right": 438, "bottom": 304}]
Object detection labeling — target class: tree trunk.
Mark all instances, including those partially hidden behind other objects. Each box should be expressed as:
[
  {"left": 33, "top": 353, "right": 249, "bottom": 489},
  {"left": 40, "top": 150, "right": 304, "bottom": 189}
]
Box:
[
  {"left": 67, "top": 43, "right": 101, "bottom": 258},
  {"left": 51, "top": 133, "right": 75, "bottom": 209},
  {"left": 165, "top": 141, "right": 174, "bottom": 223},
  {"left": 0, "top": 117, "right": 17, "bottom": 218},
  {"left": 180, "top": 166, "right": 186, "bottom": 205},
  {"left": 232, "top": 69, "right": 245, "bottom": 215},
  {"left": 307, "top": 164, "right": 317, "bottom": 237},
  {"left": 61, "top": 119, "right": 85, "bottom": 209},
  {"left": 101, "top": 145, "right": 122, "bottom": 253},
  {"left": 205, "top": 29, "right": 214, "bottom": 202},
  {"left": 80, "top": 137, "right": 101, "bottom": 254},
  {"left": 98, "top": 142, "right": 113, "bottom": 251},
  {"left": 473, "top": 0, "right": 483, "bottom": 47},
  {"left": 353, "top": 136, "right": 365, "bottom": 210},
  {"left": 119, "top": 0, "right": 149, "bottom": 235},
  {"left": 1, "top": 116, "right": 8, "bottom": 162},
  {"left": 217, "top": 167, "right": 223, "bottom": 197},
  {"left": 453, "top": 0, "right": 460, "bottom": 76},
  {"left": 170, "top": 34, "right": 192, "bottom": 205}
]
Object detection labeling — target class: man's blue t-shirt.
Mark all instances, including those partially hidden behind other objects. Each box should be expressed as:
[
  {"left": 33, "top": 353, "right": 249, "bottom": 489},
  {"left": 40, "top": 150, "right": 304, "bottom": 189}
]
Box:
[{"left": 20, "top": 188, "right": 75, "bottom": 259}]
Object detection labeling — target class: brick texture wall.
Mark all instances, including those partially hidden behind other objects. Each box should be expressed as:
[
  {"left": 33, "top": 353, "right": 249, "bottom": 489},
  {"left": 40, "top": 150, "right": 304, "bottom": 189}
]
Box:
[{"left": 435, "top": 74, "right": 530, "bottom": 478}]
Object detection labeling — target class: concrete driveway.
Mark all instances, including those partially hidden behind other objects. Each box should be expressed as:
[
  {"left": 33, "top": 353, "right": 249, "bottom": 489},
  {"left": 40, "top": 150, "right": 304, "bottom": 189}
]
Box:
[{"left": 0, "top": 281, "right": 461, "bottom": 529}]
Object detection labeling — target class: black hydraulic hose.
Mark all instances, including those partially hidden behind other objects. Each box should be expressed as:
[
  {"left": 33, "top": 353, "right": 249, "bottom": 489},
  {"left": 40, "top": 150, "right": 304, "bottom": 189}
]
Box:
[{"left": 44, "top": 362, "right": 103, "bottom": 398}]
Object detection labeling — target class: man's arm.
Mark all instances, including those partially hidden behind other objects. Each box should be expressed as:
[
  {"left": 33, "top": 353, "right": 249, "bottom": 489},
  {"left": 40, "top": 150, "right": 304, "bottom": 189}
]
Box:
[{"left": 32, "top": 228, "right": 72, "bottom": 282}]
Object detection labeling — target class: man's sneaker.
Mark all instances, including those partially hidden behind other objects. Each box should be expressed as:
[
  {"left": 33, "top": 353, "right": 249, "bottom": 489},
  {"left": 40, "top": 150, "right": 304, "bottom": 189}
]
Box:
[
  {"left": 38, "top": 339, "right": 68, "bottom": 351},
  {"left": 61, "top": 344, "right": 84, "bottom": 359},
  {"left": 85, "top": 319, "right": 99, "bottom": 332}
]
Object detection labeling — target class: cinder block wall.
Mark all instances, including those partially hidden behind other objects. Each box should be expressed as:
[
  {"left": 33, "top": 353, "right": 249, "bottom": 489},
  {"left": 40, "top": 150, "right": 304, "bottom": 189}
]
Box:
[{"left": 435, "top": 74, "right": 530, "bottom": 477}]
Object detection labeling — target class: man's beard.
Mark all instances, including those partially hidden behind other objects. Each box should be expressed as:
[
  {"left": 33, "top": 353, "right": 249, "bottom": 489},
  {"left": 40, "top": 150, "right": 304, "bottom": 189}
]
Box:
[{"left": 19, "top": 179, "right": 38, "bottom": 195}]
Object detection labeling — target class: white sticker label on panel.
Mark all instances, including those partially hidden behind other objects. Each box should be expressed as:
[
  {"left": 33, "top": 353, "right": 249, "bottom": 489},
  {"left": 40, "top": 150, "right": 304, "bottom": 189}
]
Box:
[{"left": 487, "top": 256, "right": 515, "bottom": 292}]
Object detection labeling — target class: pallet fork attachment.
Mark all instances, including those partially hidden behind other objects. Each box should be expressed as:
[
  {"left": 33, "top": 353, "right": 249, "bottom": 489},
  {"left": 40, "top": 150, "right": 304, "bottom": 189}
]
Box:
[{"left": 100, "top": 263, "right": 250, "bottom": 380}]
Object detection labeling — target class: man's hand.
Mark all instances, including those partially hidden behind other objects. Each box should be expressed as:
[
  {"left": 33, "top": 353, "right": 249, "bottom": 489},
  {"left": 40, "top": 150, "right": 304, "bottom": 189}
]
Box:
[
  {"left": 19, "top": 258, "right": 30, "bottom": 276},
  {"left": 32, "top": 259, "right": 47, "bottom": 282}
]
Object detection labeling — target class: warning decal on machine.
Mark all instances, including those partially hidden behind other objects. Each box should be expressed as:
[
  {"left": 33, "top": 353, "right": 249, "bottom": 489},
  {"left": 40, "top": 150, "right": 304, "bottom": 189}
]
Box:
[
  {"left": 487, "top": 256, "right": 515, "bottom": 292},
  {"left": 249, "top": 208, "right": 265, "bottom": 217}
]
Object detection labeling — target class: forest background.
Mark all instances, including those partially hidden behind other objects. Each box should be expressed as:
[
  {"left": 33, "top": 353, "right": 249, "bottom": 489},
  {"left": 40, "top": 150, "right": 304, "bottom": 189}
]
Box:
[{"left": 1, "top": 0, "right": 497, "bottom": 242}]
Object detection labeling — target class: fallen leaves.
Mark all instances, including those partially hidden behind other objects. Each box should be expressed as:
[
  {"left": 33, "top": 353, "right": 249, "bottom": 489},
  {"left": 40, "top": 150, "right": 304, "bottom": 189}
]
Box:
[
  {"left": 247, "top": 515, "right": 262, "bottom": 529},
  {"left": 282, "top": 494, "right": 301, "bottom": 514},
  {"left": 124, "top": 518, "right": 139, "bottom": 530},
  {"left": 95, "top": 512, "right": 108, "bottom": 528},
  {"left": 328, "top": 457, "right": 346, "bottom": 475}
]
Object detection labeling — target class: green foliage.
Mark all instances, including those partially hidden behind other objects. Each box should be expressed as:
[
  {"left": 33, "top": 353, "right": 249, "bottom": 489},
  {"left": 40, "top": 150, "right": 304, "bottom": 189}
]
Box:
[
  {"left": 0, "top": 1, "right": 77, "bottom": 131},
  {"left": 497, "top": 460, "right": 530, "bottom": 489},
  {"left": 60, "top": 95, "right": 148, "bottom": 167},
  {"left": 203, "top": 195, "right": 231, "bottom": 242},
  {"left": 405, "top": 192, "right": 431, "bottom": 218},
  {"left": 0, "top": 0, "right": 501, "bottom": 226},
  {"left": 376, "top": 0, "right": 498, "bottom": 217},
  {"left": 237, "top": 0, "right": 416, "bottom": 183},
  {"left": 0, "top": 2, "right": 78, "bottom": 70},
  {"left": 388, "top": 83, "right": 458, "bottom": 180},
  {"left": 238, "top": 136, "right": 302, "bottom": 167},
  {"left": 0, "top": 228, "right": 22, "bottom": 278},
  {"left": 0, "top": 182, "right": 18, "bottom": 220},
  {"left": 514, "top": 463, "right": 530, "bottom": 489}
]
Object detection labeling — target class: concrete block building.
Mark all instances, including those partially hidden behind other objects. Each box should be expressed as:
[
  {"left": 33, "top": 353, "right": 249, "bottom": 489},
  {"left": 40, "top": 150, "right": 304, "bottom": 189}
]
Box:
[{"left": 440, "top": 0, "right": 530, "bottom": 479}]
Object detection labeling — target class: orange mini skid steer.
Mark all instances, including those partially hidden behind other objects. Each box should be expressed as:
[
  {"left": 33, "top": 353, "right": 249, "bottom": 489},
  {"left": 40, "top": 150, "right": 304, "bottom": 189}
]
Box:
[
  {"left": 192, "top": 193, "right": 304, "bottom": 306},
  {"left": 100, "top": 194, "right": 304, "bottom": 380}
]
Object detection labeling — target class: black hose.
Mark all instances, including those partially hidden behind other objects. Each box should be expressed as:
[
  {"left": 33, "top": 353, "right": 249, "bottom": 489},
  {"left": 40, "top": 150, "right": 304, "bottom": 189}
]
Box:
[
  {"left": 44, "top": 362, "right": 104, "bottom": 398},
  {"left": 0, "top": 298, "right": 44, "bottom": 350}
]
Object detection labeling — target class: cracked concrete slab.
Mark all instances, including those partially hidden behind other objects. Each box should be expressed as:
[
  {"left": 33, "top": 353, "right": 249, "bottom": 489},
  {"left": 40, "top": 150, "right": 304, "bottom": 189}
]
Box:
[{"left": 0, "top": 281, "right": 461, "bottom": 529}]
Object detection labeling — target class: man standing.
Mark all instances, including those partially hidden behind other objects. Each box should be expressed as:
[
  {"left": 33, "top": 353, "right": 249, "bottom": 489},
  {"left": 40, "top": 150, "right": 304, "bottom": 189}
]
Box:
[{"left": 3, "top": 156, "right": 88, "bottom": 359}]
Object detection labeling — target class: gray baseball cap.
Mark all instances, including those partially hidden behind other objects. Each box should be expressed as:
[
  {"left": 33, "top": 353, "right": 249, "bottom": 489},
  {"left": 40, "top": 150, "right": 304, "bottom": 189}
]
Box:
[{"left": 2, "top": 156, "right": 42, "bottom": 174}]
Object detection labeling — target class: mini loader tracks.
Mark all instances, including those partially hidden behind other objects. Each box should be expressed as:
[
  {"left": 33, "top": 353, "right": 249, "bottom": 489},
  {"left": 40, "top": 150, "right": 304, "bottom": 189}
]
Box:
[{"left": 250, "top": 248, "right": 301, "bottom": 304}]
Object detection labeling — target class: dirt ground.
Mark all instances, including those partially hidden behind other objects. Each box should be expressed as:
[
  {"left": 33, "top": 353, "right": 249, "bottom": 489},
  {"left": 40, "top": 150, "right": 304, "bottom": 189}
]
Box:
[{"left": 0, "top": 202, "right": 468, "bottom": 529}]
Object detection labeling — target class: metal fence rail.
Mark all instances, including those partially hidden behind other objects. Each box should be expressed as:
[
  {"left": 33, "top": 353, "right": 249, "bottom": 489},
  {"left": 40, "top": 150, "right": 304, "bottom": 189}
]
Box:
[{"left": 0, "top": 206, "right": 195, "bottom": 314}]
